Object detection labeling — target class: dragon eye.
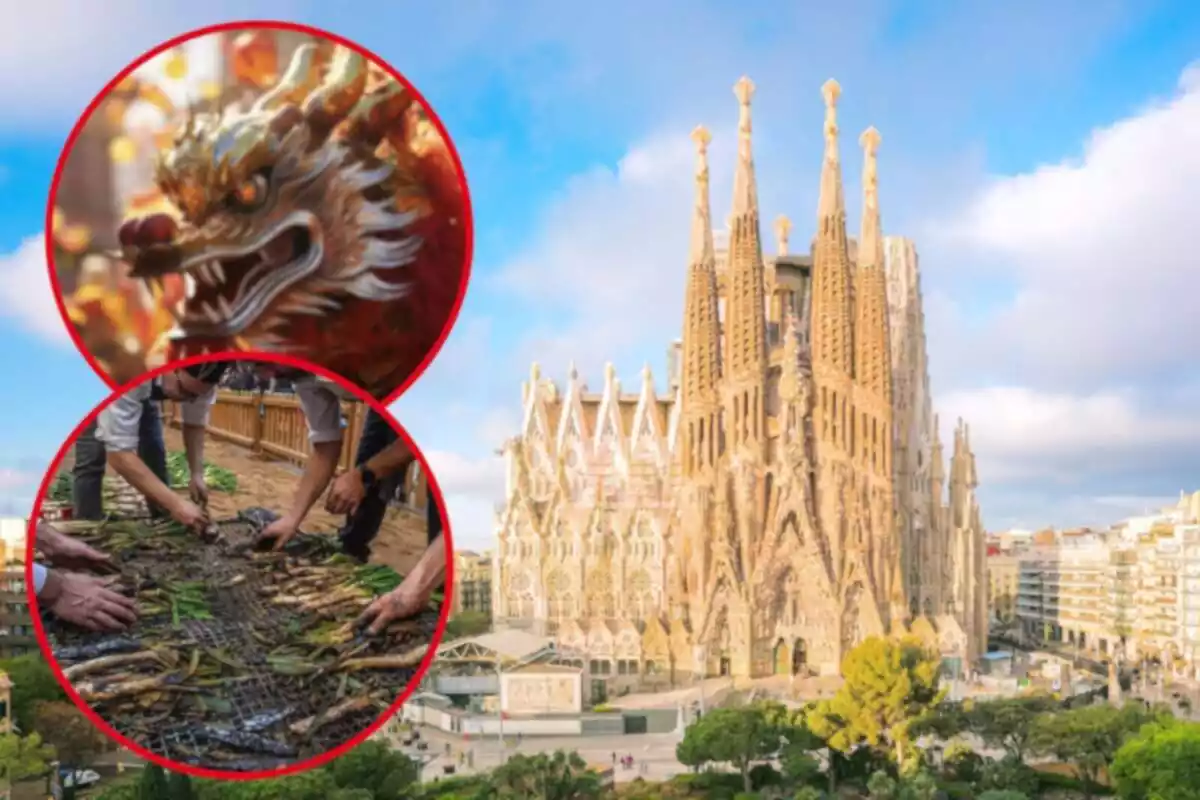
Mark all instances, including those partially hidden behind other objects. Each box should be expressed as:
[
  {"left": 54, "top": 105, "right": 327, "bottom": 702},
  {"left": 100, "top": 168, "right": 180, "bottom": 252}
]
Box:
[{"left": 230, "top": 173, "right": 268, "bottom": 209}]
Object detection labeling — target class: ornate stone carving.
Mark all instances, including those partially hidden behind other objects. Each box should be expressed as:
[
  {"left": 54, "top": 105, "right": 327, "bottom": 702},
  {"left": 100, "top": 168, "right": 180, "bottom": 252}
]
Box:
[{"left": 491, "top": 76, "right": 988, "bottom": 679}]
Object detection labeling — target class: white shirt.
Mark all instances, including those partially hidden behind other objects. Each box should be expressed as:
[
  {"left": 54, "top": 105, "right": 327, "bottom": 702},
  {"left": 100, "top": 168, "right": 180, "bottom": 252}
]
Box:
[
  {"left": 293, "top": 377, "right": 351, "bottom": 444},
  {"left": 96, "top": 381, "right": 216, "bottom": 452}
]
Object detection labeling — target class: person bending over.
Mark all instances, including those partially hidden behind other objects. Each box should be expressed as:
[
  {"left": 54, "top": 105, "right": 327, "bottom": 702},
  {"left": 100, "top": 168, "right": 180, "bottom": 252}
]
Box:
[
  {"left": 322, "top": 413, "right": 448, "bottom": 634},
  {"left": 97, "top": 362, "right": 231, "bottom": 533},
  {"left": 33, "top": 521, "right": 137, "bottom": 632},
  {"left": 253, "top": 369, "right": 356, "bottom": 549}
]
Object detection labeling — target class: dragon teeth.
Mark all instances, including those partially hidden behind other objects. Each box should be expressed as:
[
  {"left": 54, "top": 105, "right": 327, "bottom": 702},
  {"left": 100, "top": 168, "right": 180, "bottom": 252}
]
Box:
[
  {"left": 217, "top": 295, "right": 233, "bottom": 318},
  {"left": 202, "top": 302, "right": 222, "bottom": 325},
  {"left": 198, "top": 261, "right": 220, "bottom": 285},
  {"left": 211, "top": 261, "right": 226, "bottom": 284},
  {"left": 185, "top": 274, "right": 197, "bottom": 299}
]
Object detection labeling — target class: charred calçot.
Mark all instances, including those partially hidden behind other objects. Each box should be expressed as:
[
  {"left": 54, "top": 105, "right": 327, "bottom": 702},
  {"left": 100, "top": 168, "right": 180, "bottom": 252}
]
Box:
[{"left": 43, "top": 512, "right": 440, "bottom": 770}]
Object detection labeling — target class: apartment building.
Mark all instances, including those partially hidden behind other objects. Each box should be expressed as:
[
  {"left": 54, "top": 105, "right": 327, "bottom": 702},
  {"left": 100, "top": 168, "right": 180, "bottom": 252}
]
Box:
[
  {"left": 453, "top": 550, "right": 494, "bottom": 618},
  {"left": 987, "top": 554, "right": 1019, "bottom": 624},
  {"left": 1014, "top": 521, "right": 1200, "bottom": 672},
  {"left": 0, "top": 519, "right": 35, "bottom": 658}
]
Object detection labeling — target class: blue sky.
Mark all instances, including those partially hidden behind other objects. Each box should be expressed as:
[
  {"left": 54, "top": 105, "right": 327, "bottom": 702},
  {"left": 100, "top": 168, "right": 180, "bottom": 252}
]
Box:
[{"left": 1, "top": 0, "right": 1199, "bottom": 549}]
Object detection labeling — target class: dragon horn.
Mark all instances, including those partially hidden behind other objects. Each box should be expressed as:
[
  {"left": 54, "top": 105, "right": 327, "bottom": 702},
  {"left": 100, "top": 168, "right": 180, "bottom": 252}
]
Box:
[
  {"left": 344, "top": 79, "right": 413, "bottom": 148},
  {"left": 253, "top": 43, "right": 324, "bottom": 113},
  {"left": 302, "top": 46, "right": 368, "bottom": 132}
]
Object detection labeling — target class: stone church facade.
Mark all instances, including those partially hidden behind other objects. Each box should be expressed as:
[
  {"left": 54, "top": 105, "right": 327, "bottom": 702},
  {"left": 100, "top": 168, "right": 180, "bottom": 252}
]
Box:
[{"left": 492, "top": 77, "right": 988, "bottom": 682}]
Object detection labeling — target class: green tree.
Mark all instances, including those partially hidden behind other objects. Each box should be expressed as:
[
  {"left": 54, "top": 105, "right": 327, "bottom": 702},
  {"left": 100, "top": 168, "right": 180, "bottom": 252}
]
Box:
[
  {"left": 807, "top": 636, "right": 945, "bottom": 765},
  {"left": 0, "top": 653, "right": 68, "bottom": 732},
  {"left": 32, "top": 701, "right": 107, "bottom": 768},
  {"left": 207, "top": 770, "right": 339, "bottom": 800},
  {"left": 166, "top": 770, "right": 197, "bottom": 800},
  {"left": 137, "top": 763, "right": 171, "bottom": 800},
  {"left": 326, "top": 740, "right": 419, "bottom": 798},
  {"left": 94, "top": 779, "right": 138, "bottom": 800},
  {"left": 1028, "top": 702, "right": 1159, "bottom": 799},
  {"left": 445, "top": 610, "right": 492, "bottom": 639},
  {"left": 962, "top": 694, "right": 1058, "bottom": 761},
  {"left": 675, "top": 704, "right": 781, "bottom": 793},
  {"left": 0, "top": 731, "right": 54, "bottom": 784},
  {"left": 1110, "top": 717, "right": 1200, "bottom": 799},
  {"left": 977, "top": 792, "right": 1028, "bottom": 800},
  {"left": 490, "top": 751, "right": 603, "bottom": 800}
]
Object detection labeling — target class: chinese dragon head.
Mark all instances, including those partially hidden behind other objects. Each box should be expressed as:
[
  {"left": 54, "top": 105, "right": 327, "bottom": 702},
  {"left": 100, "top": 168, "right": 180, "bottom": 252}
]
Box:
[{"left": 120, "top": 43, "right": 468, "bottom": 398}]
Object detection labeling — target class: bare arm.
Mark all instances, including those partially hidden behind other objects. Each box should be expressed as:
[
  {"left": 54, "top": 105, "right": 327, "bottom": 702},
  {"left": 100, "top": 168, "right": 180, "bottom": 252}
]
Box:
[
  {"left": 108, "top": 450, "right": 186, "bottom": 518},
  {"left": 356, "top": 535, "right": 447, "bottom": 634},
  {"left": 407, "top": 534, "right": 447, "bottom": 597},
  {"left": 182, "top": 423, "right": 206, "bottom": 477},
  {"left": 362, "top": 438, "right": 415, "bottom": 480},
  {"left": 281, "top": 441, "right": 342, "bottom": 527}
]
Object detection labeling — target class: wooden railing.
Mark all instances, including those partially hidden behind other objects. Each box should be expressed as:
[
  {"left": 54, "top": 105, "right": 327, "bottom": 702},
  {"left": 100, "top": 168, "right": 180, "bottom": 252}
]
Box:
[
  {"left": 163, "top": 390, "right": 430, "bottom": 512},
  {"left": 163, "top": 390, "right": 367, "bottom": 472}
]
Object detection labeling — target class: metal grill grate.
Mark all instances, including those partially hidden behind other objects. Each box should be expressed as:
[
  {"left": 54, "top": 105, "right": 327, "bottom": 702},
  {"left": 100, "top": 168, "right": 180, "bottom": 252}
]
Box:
[{"left": 43, "top": 512, "right": 437, "bottom": 771}]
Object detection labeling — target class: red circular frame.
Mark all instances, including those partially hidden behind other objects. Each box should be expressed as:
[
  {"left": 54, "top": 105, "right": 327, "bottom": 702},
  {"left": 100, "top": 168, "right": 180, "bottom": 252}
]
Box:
[
  {"left": 24, "top": 350, "right": 457, "bottom": 782},
  {"left": 44, "top": 19, "right": 475, "bottom": 407}
]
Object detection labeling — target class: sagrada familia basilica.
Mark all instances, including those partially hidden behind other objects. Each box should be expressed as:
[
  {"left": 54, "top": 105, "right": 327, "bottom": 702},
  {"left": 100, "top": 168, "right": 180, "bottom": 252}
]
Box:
[{"left": 492, "top": 77, "right": 988, "bottom": 680}]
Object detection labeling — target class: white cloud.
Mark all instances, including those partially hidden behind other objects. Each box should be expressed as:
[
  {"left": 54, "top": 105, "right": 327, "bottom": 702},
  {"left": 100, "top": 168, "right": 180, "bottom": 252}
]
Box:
[
  {"left": 424, "top": 450, "right": 505, "bottom": 498},
  {"left": 937, "top": 387, "right": 1200, "bottom": 484},
  {"left": 494, "top": 131, "right": 734, "bottom": 378},
  {"left": 0, "top": 235, "right": 70, "bottom": 344},
  {"left": 928, "top": 64, "right": 1200, "bottom": 388},
  {"left": 0, "top": 2, "right": 291, "bottom": 124},
  {"left": 422, "top": 451, "right": 506, "bottom": 553}
]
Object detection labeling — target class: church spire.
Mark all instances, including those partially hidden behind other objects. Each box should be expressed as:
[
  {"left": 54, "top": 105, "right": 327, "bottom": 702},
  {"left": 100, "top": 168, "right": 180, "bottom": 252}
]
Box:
[
  {"left": 723, "top": 76, "right": 769, "bottom": 456},
  {"left": 731, "top": 76, "right": 759, "bottom": 217},
  {"left": 689, "top": 125, "right": 716, "bottom": 269},
  {"left": 810, "top": 79, "right": 855, "bottom": 389},
  {"left": 817, "top": 79, "right": 845, "bottom": 224},
  {"left": 679, "top": 125, "right": 723, "bottom": 476},
  {"left": 854, "top": 125, "right": 893, "bottom": 410}
]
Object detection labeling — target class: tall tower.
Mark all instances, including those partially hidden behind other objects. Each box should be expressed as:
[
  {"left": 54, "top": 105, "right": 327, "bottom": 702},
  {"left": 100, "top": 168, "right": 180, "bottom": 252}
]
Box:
[
  {"left": 854, "top": 125, "right": 901, "bottom": 622},
  {"left": 810, "top": 80, "right": 856, "bottom": 459},
  {"left": 854, "top": 127, "right": 893, "bottom": 423},
  {"left": 722, "top": 77, "right": 769, "bottom": 457},
  {"left": 679, "top": 125, "right": 723, "bottom": 477}
]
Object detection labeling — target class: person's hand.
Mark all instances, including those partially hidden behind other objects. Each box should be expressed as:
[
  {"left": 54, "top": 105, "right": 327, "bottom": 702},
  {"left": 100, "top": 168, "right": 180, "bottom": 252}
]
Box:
[
  {"left": 189, "top": 474, "right": 209, "bottom": 508},
  {"left": 171, "top": 498, "right": 210, "bottom": 534},
  {"left": 326, "top": 469, "right": 367, "bottom": 516},
  {"left": 40, "top": 531, "right": 112, "bottom": 572},
  {"left": 42, "top": 572, "right": 138, "bottom": 632},
  {"left": 356, "top": 580, "right": 426, "bottom": 636},
  {"left": 258, "top": 516, "right": 300, "bottom": 551}
]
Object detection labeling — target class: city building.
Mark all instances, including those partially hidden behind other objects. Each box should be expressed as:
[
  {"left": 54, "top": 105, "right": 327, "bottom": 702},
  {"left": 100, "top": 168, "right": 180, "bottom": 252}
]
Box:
[
  {"left": 491, "top": 77, "right": 988, "bottom": 682},
  {"left": 453, "top": 550, "right": 494, "bottom": 617},
  {"left": 987, "top": 554, "right": 1019, "bottom": 626},
  {"left": 0, "top": 519, "right": 35, "bottom": 658},
  {"left": 1014, "top": 493, "right": 1200, "bottom": 673}
]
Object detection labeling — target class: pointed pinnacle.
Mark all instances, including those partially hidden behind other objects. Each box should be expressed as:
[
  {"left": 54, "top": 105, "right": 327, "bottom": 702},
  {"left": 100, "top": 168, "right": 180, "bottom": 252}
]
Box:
[
  {"left": 821, "top": 78, "right": 841, "bottom": 108},
  {"left": 860, "top": 126, "right": 881, "bottom": 154}
]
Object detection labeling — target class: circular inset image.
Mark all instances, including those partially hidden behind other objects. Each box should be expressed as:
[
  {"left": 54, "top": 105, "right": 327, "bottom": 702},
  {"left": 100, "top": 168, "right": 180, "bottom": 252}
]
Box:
[
  {"left": 48, "top": 22, "right": 472, "bottom": 402},
  {"left": 28, "top": 355, "right": 452, "bottom": 779}
]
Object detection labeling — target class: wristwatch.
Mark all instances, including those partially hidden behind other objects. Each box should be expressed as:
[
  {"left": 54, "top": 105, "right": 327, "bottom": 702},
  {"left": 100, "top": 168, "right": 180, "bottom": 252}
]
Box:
[{"left": 359, "top": 465, "right": 379, "bottom": 490}]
